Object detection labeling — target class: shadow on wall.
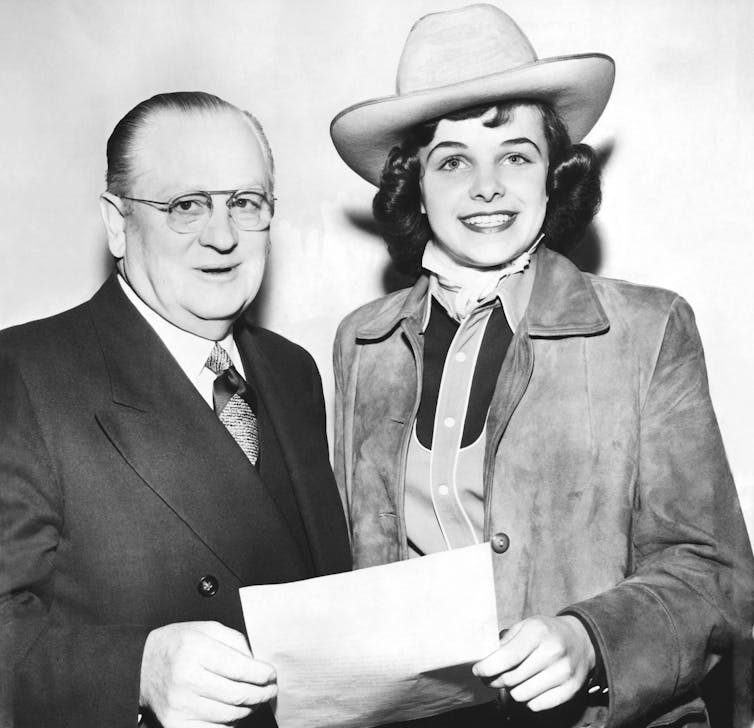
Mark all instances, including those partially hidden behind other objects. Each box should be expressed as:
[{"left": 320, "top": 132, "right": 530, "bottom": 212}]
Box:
[
  {"left": 568, "top": 222, "right": 602, "bottom": 275},
  {"left": 567, "top": 140, "right": 615, "bottom": 275},
  {"left": 95, "top": 138, "right": 617, "bottom": 322},
  {"left": 335, "top": 137, "right": 616, "bottom": 293},
  {"left": 250, "top": 139, "right": 617, "bottom": 331},
  {"left": 246, "top": 271, "right": 270, "bottom": 324},
  {"left": 98, "top": 235, "right": 116, "bottom": 278},
  {"left": 342, "top": 208, "right": 416, "bottom": 294}
]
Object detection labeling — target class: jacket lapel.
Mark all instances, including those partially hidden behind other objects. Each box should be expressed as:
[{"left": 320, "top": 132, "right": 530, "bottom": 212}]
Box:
[
  {"left": 235, "top": 327, "right": 314, "bottom": 567},
  {"left": 524, "top": 247, "right": 609, "bottom": 337},
  {"left": 89, "top": 275, "right": 307, "bottom": 584},
  {"left": 484, "top": 249, "right": 611, "bottom": 528},
  {"left": 235, "top": 324, "right": 349, "bottom": 576}
]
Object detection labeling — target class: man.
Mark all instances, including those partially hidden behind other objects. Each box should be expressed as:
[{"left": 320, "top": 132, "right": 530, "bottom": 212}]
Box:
[{"left": 1, "top": 91, "right": 351, "bottom": 727}]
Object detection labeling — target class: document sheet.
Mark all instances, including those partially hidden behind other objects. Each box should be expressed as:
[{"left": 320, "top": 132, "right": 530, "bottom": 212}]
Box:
[{"left": 239, "top": 542, "right": 499, "bottom": 728}]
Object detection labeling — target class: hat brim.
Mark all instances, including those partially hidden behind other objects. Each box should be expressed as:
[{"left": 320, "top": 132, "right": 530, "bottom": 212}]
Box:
[{"left": 330, "top": 53, "right": 615, "bottom": 186}]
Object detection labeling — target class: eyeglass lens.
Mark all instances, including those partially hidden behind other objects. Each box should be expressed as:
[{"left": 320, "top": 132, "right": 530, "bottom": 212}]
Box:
[{"left": 167, "top": 191, "right": 272, "bottom": 233}]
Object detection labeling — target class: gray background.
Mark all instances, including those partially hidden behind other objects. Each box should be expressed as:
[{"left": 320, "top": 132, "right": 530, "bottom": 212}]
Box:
[{"left": 1, "top": 0, "right": 751, "bottom": 539}]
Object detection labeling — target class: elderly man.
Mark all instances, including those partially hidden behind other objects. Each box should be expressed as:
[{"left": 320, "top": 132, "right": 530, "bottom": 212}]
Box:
[{"left": 1, "top": 92, "right": 350, "bottom": 728}]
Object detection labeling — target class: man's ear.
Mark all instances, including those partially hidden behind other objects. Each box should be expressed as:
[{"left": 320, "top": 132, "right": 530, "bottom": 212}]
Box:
[{"left": 99, "top": 193, "right": 127, "bottom": 259}]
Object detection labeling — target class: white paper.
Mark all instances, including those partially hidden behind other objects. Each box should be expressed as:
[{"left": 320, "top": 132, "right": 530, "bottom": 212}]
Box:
[{"left": 239, "top": 542, "right": 498, "bottom": 728}]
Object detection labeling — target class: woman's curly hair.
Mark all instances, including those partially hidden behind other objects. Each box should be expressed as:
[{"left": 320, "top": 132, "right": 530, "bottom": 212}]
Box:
[{"left": 372, "top": 101, "right": 602, "bottom": 276}]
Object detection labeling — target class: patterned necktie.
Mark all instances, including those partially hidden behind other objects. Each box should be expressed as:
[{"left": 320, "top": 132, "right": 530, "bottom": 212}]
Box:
[{"left": 205, "top": 342, "right": 260, "bottom": 466}]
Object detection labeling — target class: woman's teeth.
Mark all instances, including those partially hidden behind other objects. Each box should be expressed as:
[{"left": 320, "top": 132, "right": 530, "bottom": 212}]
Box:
[{"left": 464, "top": 213, "right": 513, "bottom": 227}]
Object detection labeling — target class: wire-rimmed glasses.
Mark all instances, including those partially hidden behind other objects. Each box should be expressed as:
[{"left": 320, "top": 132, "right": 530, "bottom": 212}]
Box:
[{"left": 119, "top": 189, "right": 275, "bottom": 233}]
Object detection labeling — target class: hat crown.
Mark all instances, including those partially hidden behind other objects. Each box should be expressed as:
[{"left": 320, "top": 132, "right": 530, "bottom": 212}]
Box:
[{"left": 397, "top": 4, "right": 537, "bottom": 95}]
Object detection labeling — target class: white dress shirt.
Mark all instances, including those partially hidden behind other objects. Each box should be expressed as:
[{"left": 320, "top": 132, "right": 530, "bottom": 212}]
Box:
[{"left": 117, "top": 275, "right": 246, "bottom": 408}]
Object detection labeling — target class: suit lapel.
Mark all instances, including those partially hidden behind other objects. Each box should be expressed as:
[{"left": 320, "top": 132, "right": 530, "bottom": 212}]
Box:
[
  {"left": 235, "top": 324, "right": 348, "bottom": 576},
  {"left": 235, "top": 334, "right": 315, "bottom": 568},
  {"left": 89, "top": 275, "right": 308, "bottom": 584}
]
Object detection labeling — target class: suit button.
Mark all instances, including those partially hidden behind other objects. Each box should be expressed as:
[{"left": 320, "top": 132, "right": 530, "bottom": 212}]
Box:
[
  {"left": 491, "top": 532, "right": 510, "bottom": 554},
  {"left": 197, "top": 575, "right": 219, "bottom": 597}
]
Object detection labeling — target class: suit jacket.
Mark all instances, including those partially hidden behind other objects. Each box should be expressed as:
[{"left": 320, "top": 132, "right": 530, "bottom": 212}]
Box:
[{"left": 0, "top": 273, "right": 351, "bottom": 728}]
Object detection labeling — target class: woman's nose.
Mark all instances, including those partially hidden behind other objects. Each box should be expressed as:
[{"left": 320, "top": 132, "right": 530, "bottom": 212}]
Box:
[{"left": 469, "top": 165, "right": 505, "bottom": 202}]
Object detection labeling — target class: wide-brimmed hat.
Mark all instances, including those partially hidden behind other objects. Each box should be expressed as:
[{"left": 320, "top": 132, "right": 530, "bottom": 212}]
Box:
[{"left": 330, "top": 3, "right": 615, "bottom": 186}]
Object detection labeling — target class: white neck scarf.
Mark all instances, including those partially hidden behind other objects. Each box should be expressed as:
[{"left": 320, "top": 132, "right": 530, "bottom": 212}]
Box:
[{"left": 421, "top": 235, "right": 543, "bottom": 320}]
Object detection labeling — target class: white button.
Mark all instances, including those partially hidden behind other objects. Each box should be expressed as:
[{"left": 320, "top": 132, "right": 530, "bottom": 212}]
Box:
[
  {"left": 455, "top": 351, "right": 467, "bottom": 362},
  {"left": 443, "top": 417, "right": 455, "bottom": 428},
  {"left": 438, "top": 485, "right": 449, "bottom": 496}
]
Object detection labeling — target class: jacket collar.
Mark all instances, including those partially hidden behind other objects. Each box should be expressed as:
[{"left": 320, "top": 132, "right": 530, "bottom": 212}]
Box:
[
  {"left": 356, "top": 276, "right": 429, "bottom": 340},
  {"left": 356, "top": 248, "right": 609, "bottom": 340},
  {"left": 524, "top": 247, "right": 609, "bottom": 337},
  {"left": 90, "top": 272, "right": 177, "bottom": 412}
]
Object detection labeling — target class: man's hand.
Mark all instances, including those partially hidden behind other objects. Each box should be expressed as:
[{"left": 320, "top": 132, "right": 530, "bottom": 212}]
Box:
[
  {"left": 139, "top": 621, "right": 277, "bottom": 727},
  {"left": 472, "top": 615, "right": 595, "bottom": 712}
]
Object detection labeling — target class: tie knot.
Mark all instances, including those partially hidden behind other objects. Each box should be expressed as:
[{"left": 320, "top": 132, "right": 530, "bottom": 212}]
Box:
[{"left": 206, "top": 342, "right": 233, "bottom": 375}]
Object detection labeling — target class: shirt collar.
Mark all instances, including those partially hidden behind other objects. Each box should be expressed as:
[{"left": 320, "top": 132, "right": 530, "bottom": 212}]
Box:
[
  {"left": 420, "top": 241, "right": 540, "bottom": 333},
  {"left": 116, "top": 274, "right": 240, "bottom": 381}
]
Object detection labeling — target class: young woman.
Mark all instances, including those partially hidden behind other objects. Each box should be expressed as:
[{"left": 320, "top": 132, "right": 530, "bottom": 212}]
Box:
[{"left": 330, "top": 5, "right": 753, "bottom": 727}]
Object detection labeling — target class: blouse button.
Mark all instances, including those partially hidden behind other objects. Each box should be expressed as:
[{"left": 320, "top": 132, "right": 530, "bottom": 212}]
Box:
[{"left": 443, "top": 417, "right": 455, "bottom": 428}]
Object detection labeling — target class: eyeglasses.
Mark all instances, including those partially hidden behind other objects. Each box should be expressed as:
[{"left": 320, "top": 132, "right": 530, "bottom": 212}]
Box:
[{"left": 118, "top": 189, "right": 275, "bottom": 233}]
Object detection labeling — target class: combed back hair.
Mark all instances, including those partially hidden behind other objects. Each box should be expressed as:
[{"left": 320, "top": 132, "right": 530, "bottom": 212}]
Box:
[
  {"left": 372, "top": 100, "right": 602, "bottom": 276},
  {"left": 105, "top": 91, "right": 275, "bottom": 197}
]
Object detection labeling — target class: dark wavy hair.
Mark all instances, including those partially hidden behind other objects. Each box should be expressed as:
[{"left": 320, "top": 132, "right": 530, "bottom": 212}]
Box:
[{"left": 372, "top": 101, "right": 601, "bottom": 276}]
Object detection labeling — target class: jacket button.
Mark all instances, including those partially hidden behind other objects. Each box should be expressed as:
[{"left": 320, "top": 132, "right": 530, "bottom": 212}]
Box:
[
  {"left": 491, "top": 532, "right": 510, "bottom": 554},
  {"left": 197, "top": 575, "right": 219, "bottom": 597}
]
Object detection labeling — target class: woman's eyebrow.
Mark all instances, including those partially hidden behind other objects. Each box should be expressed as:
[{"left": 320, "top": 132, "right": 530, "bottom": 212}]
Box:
[
  {"left": 502, "top": 137, "right": 542, "bottom": 154},
  {"left": 426, "top": 136, "right": 542, "bottom": 160},
  {"left": 426, "top": 140, "right": 468, "bottom": 159}
]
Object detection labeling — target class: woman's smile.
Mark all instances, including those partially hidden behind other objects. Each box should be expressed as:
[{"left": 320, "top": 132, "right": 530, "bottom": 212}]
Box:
[{"left": 459, "top": 211, "right": 517, "bottom": 233}]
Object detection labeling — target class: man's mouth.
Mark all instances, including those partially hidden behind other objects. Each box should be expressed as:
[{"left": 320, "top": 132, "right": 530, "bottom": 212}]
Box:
[
  {"left": 459, "top": 212, "right": 517, "bottom": 233},
  {"left": 197, "top": 264, "right": 238, "bottom": 275}
]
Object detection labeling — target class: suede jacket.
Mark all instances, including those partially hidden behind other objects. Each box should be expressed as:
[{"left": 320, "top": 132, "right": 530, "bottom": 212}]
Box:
[{"left": 333, "top": 248, "right": 754, "bottom": 728}]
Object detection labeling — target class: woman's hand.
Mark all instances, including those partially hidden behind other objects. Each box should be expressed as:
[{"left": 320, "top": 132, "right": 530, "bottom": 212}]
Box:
[{"left": 472, "top": 615, "right": 595, "bottom": 712}]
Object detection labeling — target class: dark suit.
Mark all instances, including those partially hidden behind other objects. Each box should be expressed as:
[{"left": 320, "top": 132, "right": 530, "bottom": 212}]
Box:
[{"left": 0, "top": 273, "right": 351, "bottom": 728}]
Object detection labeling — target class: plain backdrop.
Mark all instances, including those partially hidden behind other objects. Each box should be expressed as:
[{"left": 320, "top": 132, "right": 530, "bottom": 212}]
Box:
[{"left": 1, "top": 0, "right": 752, "bottom": 540}]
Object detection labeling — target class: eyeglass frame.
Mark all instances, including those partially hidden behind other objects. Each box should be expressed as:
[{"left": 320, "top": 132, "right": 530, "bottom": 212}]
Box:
[{"left": 108, "top": 188, "right": 277, "bottom": 233}]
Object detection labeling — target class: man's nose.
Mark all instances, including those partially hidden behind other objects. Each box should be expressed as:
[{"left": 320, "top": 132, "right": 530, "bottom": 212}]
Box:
[
  {"left": 200, "top": 203, "right": 237, "bottom": 251},
  {"left": 469, "top": 164, "right": 505, "bottom": 203}
]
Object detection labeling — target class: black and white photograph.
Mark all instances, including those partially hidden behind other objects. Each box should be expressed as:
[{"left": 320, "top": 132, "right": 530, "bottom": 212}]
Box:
[{"left": 1, "top": 2, "right": 752, "bottom": 727}]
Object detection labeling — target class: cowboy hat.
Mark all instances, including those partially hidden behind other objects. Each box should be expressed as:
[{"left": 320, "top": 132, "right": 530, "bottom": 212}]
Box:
[{"left": 330, "top": 3, "right": 615, "bottom": 186}]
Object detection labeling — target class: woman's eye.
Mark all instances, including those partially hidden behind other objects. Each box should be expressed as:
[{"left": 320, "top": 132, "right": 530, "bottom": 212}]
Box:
[
  {"left": 504, "top": 153, "right": 528, "bottom": 165},
  {"left": 438, "top": 157, "right": 467, "bottom": 172}
]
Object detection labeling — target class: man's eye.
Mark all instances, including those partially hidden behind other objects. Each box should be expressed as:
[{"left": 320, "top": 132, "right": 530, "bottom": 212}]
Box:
[
  {"left": 232, "top": 195, "right": 263, "bottom": 211},
  {"left": 171, "top": 196, "right": 207, "bottom": 214}
]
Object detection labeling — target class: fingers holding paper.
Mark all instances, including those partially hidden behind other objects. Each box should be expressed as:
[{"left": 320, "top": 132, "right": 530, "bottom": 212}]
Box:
[
  {"left": 472, "top": 615, "right": 595, "bottom": 712},
  {"left": 139, "top": 620, "right": 277, "bottom": 727}
]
